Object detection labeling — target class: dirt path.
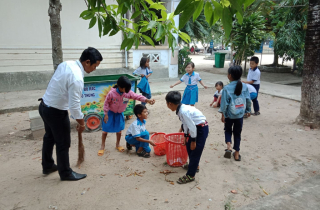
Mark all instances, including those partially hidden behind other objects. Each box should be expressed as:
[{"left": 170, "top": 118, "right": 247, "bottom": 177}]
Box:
[{"left": 0, "top": 89, "right": 319, "bottom": 210}]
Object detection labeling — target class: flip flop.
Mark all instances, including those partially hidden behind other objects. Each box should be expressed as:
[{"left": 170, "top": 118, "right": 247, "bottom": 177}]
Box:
[
  {"left": 98, "top": 150, "right": 104, "bottom": 156},
  {"left": 116, "top": 146, "right": 125, "bottom": 152},
  {"left": 233, "top": 152, "right": 241, "bottom": 161},
  {"left": 224, "top": 149, "right": 232, "bottom": 159}
]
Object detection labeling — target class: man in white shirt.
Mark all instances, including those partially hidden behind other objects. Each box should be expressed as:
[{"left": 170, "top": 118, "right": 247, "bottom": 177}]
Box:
[
  {"left": 243, "top": 56, "right": 261, "bottom": 116},
  {"left": 39, "top": 47, "right": 102, "bottom": 181}
]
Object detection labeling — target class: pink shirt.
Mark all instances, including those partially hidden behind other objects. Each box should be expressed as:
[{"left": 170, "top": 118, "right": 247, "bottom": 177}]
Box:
[{"left": 103, "top": 88, "right": 147, "bottom": 114}]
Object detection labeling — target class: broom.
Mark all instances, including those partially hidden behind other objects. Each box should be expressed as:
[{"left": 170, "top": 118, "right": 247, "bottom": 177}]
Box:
[{"left": 77, "top": 131, "right": 85, "bottom": 168}]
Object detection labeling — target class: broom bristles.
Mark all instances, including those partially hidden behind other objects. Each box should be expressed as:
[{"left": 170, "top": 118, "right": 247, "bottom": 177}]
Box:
[{"left": 77, "top": 132, "right": 85, "bottom": 167}]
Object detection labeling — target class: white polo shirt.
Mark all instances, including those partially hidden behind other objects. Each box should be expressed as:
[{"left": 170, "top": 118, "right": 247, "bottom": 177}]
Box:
[
  {"left": 247, "top": 68, "right": 261, "bottom": 84},
  {"left": 246, "top": 84, "right": 257, "bottom": 93}
]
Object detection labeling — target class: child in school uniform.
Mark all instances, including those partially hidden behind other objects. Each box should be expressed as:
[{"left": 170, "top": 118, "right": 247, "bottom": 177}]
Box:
[
  {"left": 210, "top": 81, "right": 224, "bottom": 108},
  {"left": 243, "top": 56, "right": 261, "bottom": 116},
  {"left": 166, "top": 91, "right": 209, "bottom": 184},
  {"left": 170, "top": 62, "right": 207, "bottom": 106},
  {"left": 125, "top": 104, "right": 156, "bottom": 158},
  {"left": 243, "top": 84, "right": 257, "bottom": 118},
  {"left": 219, "top": 66, "right": 251, "bottom": 161},
  {"left": 133, "top": 57, "right": 153, "bottom": 106},
  {"left": 98, "top": 76, "right": 155, "bottom": 156}
]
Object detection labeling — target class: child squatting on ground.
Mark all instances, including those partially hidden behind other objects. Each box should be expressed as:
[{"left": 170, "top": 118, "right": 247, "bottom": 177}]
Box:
[
  {"left": 210, "top": 81, "right": 224, "bottom": 108},
  {"left": 170, "top": 62, "right": 207, "bottom": 106},
  {"left": 219, "top": 66, "right": 251, "bottom": 161},
  {"left": 133, "top": 57, "right": 152, "bottom": 106},
  {"left": 243, "top": 56, "right": 261, "bottom": 116},
  {"left": 125, "top": 104, "right": 156, "bottom": 158},
  {"left": 98, "top": 76, "right": 155, "bottom": 156},
  {"left": 166, "top": 91, "right": 209, "bottom": 184}
]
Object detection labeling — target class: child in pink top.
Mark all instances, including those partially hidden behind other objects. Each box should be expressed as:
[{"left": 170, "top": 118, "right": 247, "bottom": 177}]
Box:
[{"left": 98, "top": 76, "right": 155, "bottom": 156}]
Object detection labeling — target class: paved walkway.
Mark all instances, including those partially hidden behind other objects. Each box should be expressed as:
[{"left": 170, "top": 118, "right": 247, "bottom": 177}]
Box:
[{"left": 0, "top": 72, "right": 301, "bottom": 114}]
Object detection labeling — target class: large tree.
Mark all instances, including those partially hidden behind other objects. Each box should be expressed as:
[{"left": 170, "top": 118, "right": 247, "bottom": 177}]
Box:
[{"left": 296, "top": 0, "right": 320, "bottom": 128}]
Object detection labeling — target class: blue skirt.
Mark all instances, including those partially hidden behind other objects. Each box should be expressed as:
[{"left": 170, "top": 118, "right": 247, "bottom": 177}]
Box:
[
  {"left": 137, "top": 76, "right": 151, "bottom": 95},
  {"left": 102, "top": 110, "right": 125, "bottom": 133},
  {"left": 181, "top": 85, "right": 198, "bottom": 105}
]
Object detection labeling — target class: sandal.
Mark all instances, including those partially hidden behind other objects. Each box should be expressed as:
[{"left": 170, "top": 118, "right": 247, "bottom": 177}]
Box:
[
  {"left": 182, "top": 163, "right": 199, "bottom": 173},
  {"left": 177, "top": 175, "right": 195, "bottom": 184},
  {"left": 253, "top": 111, "right": 260, "bottom": 116},
  {"left": 233, "top": 152, "right": 241, "bottom": 161},
  {"left": 97, "top": 150, "right": 104, "bottom": 156},
  {"left": 126, "top": 142, "right": 132, "bottom": 150},
  {"left": 224, "top": 149, "right": 232, "bottom": 159},
  {"left": 116, "top": 146, "right": 125, "bottom": 152},
  {"left": 137, "top": 150, "right": 150, "bottom": 158}
]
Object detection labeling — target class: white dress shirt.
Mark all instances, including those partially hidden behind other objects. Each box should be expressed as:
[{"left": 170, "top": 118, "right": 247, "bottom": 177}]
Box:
[
  {"left": 42, "top": 60, "right": 84, "bottom": 119},
  {"left": 180, "top": 72, "right": 202, "bottom": 86},
  {"left": 177, "top": 104, "right": 206, "bottom": 138}
]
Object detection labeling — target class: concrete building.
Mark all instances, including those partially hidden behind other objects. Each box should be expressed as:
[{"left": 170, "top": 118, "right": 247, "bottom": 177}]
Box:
[{"left": 0, "top": 0, "right": 180, "bottom": 92}]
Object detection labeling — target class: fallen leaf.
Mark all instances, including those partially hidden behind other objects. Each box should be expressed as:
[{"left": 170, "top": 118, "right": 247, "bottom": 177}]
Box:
[
  {"left": 231, "top": 190, "right": 237, "bottom": 194},
  {"left": 170, "top": 182, "right": 174, "bottom": 185},
  {"left": 197, "top": 187, "right": 201, "bottom": 190},
  {"left": 263, "top": 189, "right": 269, "bottom": 195}
]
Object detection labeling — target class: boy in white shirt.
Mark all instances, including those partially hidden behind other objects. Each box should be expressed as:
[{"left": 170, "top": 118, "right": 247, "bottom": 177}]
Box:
[
  {"left": 166, "top": 91, "right": 209, "bottom": 184},
  {"left": 243, "top": 56, "right": 261, "bottom": 116},
  {"left": 125, "top": 104, "right": 156, "bottom": 158}
]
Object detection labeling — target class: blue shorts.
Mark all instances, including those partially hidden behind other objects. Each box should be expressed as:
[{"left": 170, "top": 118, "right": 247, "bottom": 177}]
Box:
[{"left": 125, "top": 131, "right": 151, "bottom": 153}]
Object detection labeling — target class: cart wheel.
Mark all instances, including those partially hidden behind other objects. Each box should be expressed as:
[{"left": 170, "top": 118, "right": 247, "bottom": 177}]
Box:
[
  {"left": 84, "top": 113, "right": 102, "bottom": 132},
  {"left": 126, "top": 115, "right": 133, "bottom": 120}
]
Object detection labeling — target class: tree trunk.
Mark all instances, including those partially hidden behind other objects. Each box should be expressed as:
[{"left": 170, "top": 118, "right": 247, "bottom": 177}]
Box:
[
  {"left": 48, "top": 0, "right": 63, "bottom": 71},
  {"left": 230, "top": 44, "right": 234, "bottom": 66},
  {"left": 272, "top": 50, "right": 279, "bottom": 66},
  {"left": 293, "top": 58, "right": 297, "bottom": 71},
  {"left": 296, "top": 0, "right": 320, "bottom": 128}
]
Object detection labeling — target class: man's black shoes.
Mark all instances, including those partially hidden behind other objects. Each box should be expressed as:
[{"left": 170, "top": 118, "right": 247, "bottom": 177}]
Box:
[
  {"left": 43, "top": 164, "right": 58, "bottom": 175},
  {"left": 60, "top": 171, "right": 87, "bottom": 181}
]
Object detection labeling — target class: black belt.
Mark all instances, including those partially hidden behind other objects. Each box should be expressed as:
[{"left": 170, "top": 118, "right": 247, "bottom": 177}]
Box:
[{"left": 38, "top": 98, "right": 50, "bottom": 108}]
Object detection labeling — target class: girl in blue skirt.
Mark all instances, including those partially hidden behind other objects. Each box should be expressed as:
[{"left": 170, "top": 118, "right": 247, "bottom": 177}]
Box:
[
  {"left": 133, "top": 57, "right": 152, "bottom": 106},
  {"left": 170, "top": 62, "right": 207, "bottom": 106}
]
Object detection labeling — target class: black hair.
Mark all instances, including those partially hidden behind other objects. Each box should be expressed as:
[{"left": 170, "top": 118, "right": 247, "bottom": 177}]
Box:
[
  {"left": 215, "top": 81, "right": 224, "bottom": 88},
  {"left": 113, "top": 76, "right": 132, "bottom": 93},
  {"left": 250, "top": 56, "right": 259, "bottom": 64},
  {"left": 186, "top": 62, "right": 195, "bottom": 68},
  {"left": 140, "top": 57, "right": 149, "bottom": 69},
  {"left": 228, "top": 66, "right": 243, "bottom": 96},
  {"left": 80, "top": 47, "right": 103, "bottom": 65},
  {"left": 134, "top": 104, "right": 147, "bottom": 117},
  {"left": 165, "top": 91, "right": 181, "bottom": 105}
]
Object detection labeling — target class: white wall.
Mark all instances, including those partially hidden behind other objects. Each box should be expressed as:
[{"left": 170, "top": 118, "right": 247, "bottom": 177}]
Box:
[{"left": 0, "top": 0, "right": 121, "bottom": 49}]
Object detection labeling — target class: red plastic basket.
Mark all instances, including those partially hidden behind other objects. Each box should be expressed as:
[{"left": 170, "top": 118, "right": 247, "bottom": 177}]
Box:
[
  {"left": 150, "top": 132, "right": 167, "bottom": 156},
  {"left": 164, "top": 133, "right": 188, "bottom": 167}
]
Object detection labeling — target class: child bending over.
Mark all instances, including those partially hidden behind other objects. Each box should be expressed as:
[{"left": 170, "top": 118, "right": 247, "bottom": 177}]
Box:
[{"left": 210, "top": 81, "right": 224, "bottom": 108}]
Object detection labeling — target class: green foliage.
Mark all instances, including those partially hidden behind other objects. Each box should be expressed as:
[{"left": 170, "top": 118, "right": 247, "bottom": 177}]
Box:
[
  {"left": 178, "top": 46, "right": 192, "bottom": 74},
  {"left": 273, "top": 0, "right": 307, "bottom": 72},
  {"left": 231, "top": 12, "right": 266, "bottom": 64},
  {"left": 80, "top": 0, "right": 190, "bottom": 53},
  {"left": 179, "top": 10, "right": 221, "bottom": 45},
  {"left": 176, "top": 0, "right": 256, "bottom": 37}
]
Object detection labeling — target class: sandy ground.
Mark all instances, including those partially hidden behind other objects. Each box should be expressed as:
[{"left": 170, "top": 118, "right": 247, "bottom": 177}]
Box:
[{"left": 0, "top": 89, "right": 319, "bottom": 210}]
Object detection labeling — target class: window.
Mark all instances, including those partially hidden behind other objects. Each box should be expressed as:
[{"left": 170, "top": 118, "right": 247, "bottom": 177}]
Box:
[{"left": 142, "top": 53, "right": 160, "bottom": 63}]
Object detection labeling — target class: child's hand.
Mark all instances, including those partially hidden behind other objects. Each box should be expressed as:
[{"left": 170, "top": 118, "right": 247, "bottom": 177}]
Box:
[
  {"left": 104, "top": 115, "right": 108, "bottom": 123},
  {"left": 190, "top": 141, "right": 196, "bottom": 150},
  {"left": 210, "top": 103, "right": 213, "bottom": 107},
  {"left": 182, "top": 137, "right": 188, "bottom": 146},
  {"left": 141, "top": 74, "right": 145, "bottom": 77},
  {"left": 204, "top": 86, "right": 208, "bottom": 89},
  {"left": 146, "top": 99, "right": 155, "bottom": 105},
  {"left": 149, "top": 140, "right": 156, "bottom": 147},
  {"left": 221, "top": 115, "right": 225, "bottom": 123},
  {"left": 246, "top": 113, "right": 251, "bottom": 118},
  {"left": 170, "top": 85, "right": 174, "bottom": 88}
]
